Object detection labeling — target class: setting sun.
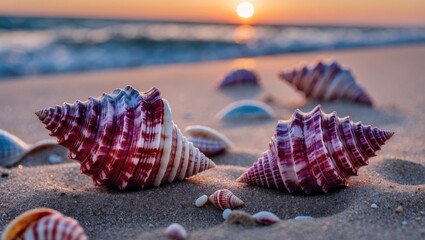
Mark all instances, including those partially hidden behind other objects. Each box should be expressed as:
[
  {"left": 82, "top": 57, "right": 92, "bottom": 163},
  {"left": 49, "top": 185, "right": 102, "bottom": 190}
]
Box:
[{"left": 237, "top": 2, "right": 255, "bottom": 19}]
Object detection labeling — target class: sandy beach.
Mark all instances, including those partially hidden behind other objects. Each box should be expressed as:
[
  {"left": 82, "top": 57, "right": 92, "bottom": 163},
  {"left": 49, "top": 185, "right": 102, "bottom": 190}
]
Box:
[{"left": 1, "top": 45, "right": 425, "bottom": 239}]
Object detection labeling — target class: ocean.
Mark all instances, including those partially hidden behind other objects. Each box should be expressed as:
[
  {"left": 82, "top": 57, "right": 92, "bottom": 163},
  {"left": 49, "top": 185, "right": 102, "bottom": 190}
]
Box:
[{"left": 1, "top": 16, "right": 425, "bottom": 78}]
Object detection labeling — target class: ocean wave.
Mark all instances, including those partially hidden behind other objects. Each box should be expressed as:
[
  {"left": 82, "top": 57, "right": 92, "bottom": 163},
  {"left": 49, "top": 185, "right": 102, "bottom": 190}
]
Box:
[{"left": 1, "top": 16, "right": 425, "bottom": 78}]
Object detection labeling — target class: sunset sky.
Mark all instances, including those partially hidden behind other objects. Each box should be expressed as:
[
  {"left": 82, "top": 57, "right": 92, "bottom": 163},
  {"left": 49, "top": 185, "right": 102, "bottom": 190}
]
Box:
[{"left": 1, "top": 0, "right": 425, "bottom": 26}]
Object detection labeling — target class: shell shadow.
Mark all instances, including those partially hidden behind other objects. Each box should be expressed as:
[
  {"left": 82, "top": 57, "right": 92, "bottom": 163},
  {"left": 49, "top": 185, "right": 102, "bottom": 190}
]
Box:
[
  {"left": 374, "top": 158, "right": 425, "bottom": 185},
  {"left": 217, "top": 86, "right": 262, "bottom": 101}
]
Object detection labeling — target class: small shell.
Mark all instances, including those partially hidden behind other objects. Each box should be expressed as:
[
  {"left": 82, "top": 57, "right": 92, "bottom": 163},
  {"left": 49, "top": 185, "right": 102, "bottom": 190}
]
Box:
[
  {"left": 222, "top": 209, "right": 232, "bottom": 220},
  {"left": 0, "top": 129, "right": 57, "bottom": 167},
  {"left": 208, "top": 189, "right": 244, "bottom": 210},
  {"left": 294, "top": 216, "right": 314, "bottom": 221},
  {"left": 217, "top": 69, "right": 259, "bottom": 89},
  {"left": 36, "top": 86, "right": 215, "bottom": 190},
  {"left": 185, "top": 125, "right": 232, "bottom": 156},
  {"left": 279, "top": 60, "right": 373, "bottom": 105},
  {"left": 195, "top": 194, "right": 208, "bottom": 207},
  {"left": 165, "top": 223, "right": 187, "bottom": 240},
  {"left": 1, "top": 208, "right": 87, "bottom": 240},
  {"left": 237, "top": 105, "right": 394, "bottom": 194},
  {"left": 252, "top": 211, "right": 280, "bottom": 225},
  {"left": 216, "top": 100, "right": 275, "bottom": 121}
]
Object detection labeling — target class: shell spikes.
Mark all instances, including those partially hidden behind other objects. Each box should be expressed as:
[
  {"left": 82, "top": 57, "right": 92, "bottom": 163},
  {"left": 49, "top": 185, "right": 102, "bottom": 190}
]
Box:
[
  {"left": 1, "top": 208, "right": 87, "bottom": 240},
  {"left": 217, "top": 69, "right": 259, "bottom": 89},
  {"left": 209, "top": 189, "right": 244, "bottom": 210},
  {"left": 36, "top": 86, "right": 215, "bottom": 190},
  {"left": 185, "top": 125, "right": 233, "bottom": 157},
  {"left": 237, "top": 105, "right": 394, "bottom": 194},
  {"left": 279, "top": 60, "right": 373, "bottom": 106}
]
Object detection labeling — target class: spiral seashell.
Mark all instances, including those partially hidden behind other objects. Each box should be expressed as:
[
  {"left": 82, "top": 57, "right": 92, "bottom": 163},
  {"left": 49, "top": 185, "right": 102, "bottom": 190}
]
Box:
[
  {"left": 216, "top": 100, "right": 275, "bottom": 121},
  {"left": 185, "top": 125, "right": 232, "bottom": 157},
  {"left": 35, "top": 86, "right": 216, "bottom": 190},
  {"left": 237, "top": 105, "right": 394, "bottom": 194},
  {"left": 217, "top": 69, "right": 259, "bottom": 89},
  {"left": 0, "top": 129, "right": 57, "bottom": 167},
  {"left": 208, "top": 189, "right": 244, "bottom": 210},
  {"left": 1, "top": 208, "right": 87, "bottom": 240},
  {"left": 279, "top": 61, "right": 373, "bottom": 106}
]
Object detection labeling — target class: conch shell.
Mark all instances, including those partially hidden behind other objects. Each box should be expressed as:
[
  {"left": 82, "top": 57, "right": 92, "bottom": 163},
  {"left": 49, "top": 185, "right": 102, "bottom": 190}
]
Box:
[
  {"left": 1, "top": 208, "right": 87, "bottom": 240},
  {"left": 217, "top": 69, "right": 259, "bottom": 89},
  {"left": 185, "top": 125, "right": 232, "bottom": 157},
  {"left": 237, "top": 105, "right": 394, "bottom": 194},
  {"left": 0, "top": 129, "right": 57, "bottom": 167},
  {"left": 36, "top": 86, "right": 215, "bottom": 190},
  {"left": 279, "top": 61, "right": 373, "bottom": 105},
  {"left": 209, "top": 189, "right": 244, "bottom": 210}
]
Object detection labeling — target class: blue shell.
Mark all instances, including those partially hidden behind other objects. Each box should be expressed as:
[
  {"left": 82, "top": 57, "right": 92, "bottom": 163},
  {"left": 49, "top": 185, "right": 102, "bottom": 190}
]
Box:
[{"left": 216, "top": 100, "right": 275, "bottom": 121}]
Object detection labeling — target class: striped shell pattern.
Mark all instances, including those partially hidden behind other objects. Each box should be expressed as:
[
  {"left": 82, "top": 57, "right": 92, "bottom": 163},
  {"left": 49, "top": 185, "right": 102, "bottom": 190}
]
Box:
[
  {"left": 36, "top": 86, "right": 215, "bottom": 190},
  {"left": 237, "top": 105, "right": 394, "bottom": 194}
]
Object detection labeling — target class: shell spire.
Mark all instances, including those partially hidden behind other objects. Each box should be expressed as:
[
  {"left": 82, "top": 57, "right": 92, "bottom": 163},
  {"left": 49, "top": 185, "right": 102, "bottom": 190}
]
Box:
[
  {"left": 237, "top": 105, "right": 394, "bottom": 194},
  {"left": 2, "top": 208, "right": 87, "bottom": 240},
  {"left": 279, "top": 61, "right": 373, "bottom": 106},
  {"left": 36, "top": 86, "right": 215, "bottom": 190}
]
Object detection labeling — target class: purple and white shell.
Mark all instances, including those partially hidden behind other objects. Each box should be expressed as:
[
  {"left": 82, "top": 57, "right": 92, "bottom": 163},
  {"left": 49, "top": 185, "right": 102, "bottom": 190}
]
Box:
[
  {"left": 185, "top": 125, "right": 232, "bottom": 157},
  {"left": 2, "top": 208, "right": 87, "bottom": 240},
  {"left": 217, "top": 69, "right": 259, "bottom": 89},
  {"left": 279, "top": 61, "right": 373, "bottom": 105},
  {"left": 209, "top": 189, "right": 244, "bottom": 210},
  {"left": 237, "top": 105, "right": 394, "bottom": 194},
  {"left": 35, "top": 86, "right": 215, "bottom": 190}
]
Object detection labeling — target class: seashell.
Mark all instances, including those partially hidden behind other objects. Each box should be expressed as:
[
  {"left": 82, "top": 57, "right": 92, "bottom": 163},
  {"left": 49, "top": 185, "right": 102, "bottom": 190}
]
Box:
[
  {"left": 216, "top": 100, "right": 275, "bottom": 121},
  {"left": 294, "top": 216, "right": 314, "bottom": 221},
  {"left": 0, "top": 129, "right": 57, "bottom": 167},
  {"left": 185, "top": 125, "right": 232, "bottom": 157},
  {"left": 1, "top": 208, "right": 87, "bottom": 240},
  {"left": 35, "top": 86, "right": 216, "bottom": 190},
  {"left": 165, "top": 223, "right": 187, "bottom": 240},
  {"left": 252, "top": 211, "right": 280, "bottom": 225},
  {"left": 222, "top": 209, "right": 232, "bottom": 220},
  {"left": 195, "top": 194, "right": 208, "bottom": 207},
  {"left": 279, "top": 61, "right": 373, "bottom": 106},
  {"left": 237, "top": 105, "right": 394, "bottom": 194},
  {"left": 208, "top": 189, "right": 244, "bottom": 210},
  {"left": 217, "top": 69, "right": 259, "bottom": 89}
]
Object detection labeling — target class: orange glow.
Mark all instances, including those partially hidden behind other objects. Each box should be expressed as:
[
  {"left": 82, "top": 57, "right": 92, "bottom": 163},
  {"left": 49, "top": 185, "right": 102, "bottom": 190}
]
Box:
[{"left": 0, "top": 0, "right": 424, "bottom": 26}]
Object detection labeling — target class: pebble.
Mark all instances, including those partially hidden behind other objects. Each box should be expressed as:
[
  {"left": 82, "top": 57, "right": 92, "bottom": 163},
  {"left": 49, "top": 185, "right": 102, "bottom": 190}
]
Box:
[
  {"left": 48, "top": 154, "right": 62, "bottom": 164},
  {"left": 395, "top": 205, "right": 403, "bottom": 214},
  {"left": 165, "top": 223, "right": 187, "bottom": 240},
  {"left": 294, "top": 216, "right": 314, "bottom": 221},
  {"left": 195, "top": 195, "right": 208, "bottom": 207},
  {"left": 1, "top": 173, "right": 8, "bottom": 178},
  {"left": 402, "top": 221, "right": 408, "bottom": 225},
  {"left": 371, "top": 203, "right": 378, "bottom": 209},
  {"left": 222, "top": 209, "right": 232, "bottom": 220}
]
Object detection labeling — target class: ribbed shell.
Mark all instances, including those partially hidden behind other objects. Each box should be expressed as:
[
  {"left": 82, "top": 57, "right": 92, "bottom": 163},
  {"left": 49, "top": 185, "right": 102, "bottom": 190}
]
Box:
[
  {"left": 36, "top": 86, "right": 215, "bottom": 190},
  {"left": 0, "top": 129, "right": 57, "bottom": 167},
  {"left": 185, "top": 125, "right": 232, "bottom": 157},
  {"left": 208, "top": 189, "right": 244, "bottom": 210},
  {"left": 1, "top": 208, "right": 87, "bottom": 240},
  {"left": 279, "top": 61, "right": 373, "bottom": 106},
  {"left": 237, "top": 105, "right": 394, "bottom": 194},
  {"left": 218, "top": 69, "right": 259, "bottom": 89}
]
